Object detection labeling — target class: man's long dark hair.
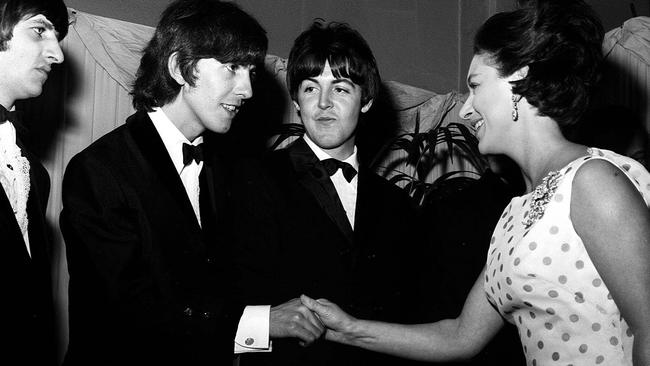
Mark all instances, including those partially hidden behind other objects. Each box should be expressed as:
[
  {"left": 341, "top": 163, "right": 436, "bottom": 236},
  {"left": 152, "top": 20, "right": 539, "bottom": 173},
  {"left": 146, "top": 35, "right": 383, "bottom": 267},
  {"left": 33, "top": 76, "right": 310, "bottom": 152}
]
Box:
[{"left": 131, "top": 0, "right": 267, "bottom": 112}]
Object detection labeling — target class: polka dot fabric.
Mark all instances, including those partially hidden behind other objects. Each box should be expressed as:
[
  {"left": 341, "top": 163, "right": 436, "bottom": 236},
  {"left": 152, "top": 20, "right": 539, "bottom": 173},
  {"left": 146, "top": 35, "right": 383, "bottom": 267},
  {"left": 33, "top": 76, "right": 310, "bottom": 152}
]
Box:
[{"left": 484, "top": 148, "right": 650, "bottom": 365}]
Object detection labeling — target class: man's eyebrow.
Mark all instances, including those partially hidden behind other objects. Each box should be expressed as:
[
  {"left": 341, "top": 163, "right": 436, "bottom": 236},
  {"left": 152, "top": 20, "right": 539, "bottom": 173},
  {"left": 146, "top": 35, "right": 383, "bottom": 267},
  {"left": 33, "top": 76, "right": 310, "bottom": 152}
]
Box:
[
  {"left": 301, "top": 77, "right": 356, "bottom": 87},
  {"left": 332, "top": 79, "right": 355, "bottom": 87},
  {"left": 28, "top": 18, "right": 55, "bottom": 30}
]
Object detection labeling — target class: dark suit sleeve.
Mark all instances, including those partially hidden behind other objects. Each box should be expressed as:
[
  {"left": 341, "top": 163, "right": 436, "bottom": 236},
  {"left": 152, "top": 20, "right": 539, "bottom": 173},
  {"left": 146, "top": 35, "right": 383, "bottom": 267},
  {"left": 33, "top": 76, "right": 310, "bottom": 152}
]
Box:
[
  {"left": 61, "top": 153, "right": 240, "bottom": 364},
  {"left": 62, "top": 155, "right": 143, "bottom": 298}
]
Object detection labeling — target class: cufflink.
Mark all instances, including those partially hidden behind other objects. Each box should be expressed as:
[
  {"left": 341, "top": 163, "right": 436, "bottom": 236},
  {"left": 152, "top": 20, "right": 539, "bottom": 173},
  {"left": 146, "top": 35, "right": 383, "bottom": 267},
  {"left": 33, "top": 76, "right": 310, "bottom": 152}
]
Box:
[{"left": 245, "top": 337, "right": 255, "bottom": 346}]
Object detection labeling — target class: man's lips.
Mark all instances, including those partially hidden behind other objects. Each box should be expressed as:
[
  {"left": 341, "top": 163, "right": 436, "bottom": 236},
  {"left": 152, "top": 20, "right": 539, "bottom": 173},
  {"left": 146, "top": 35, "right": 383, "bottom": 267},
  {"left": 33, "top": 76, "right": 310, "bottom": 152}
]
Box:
[
  {"left": 35, "top": 67, "right": 50, "bottom": 78},
  {"left": 37, "top": 64, "right": 51, "bottom": 72}
]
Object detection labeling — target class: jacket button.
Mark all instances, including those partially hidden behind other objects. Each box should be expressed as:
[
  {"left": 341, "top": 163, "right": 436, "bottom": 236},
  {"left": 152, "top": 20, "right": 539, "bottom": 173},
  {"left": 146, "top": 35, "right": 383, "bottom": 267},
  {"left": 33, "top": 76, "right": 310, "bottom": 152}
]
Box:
[{"left": 201, "top": 311, "right": 213, "bottom": 319}]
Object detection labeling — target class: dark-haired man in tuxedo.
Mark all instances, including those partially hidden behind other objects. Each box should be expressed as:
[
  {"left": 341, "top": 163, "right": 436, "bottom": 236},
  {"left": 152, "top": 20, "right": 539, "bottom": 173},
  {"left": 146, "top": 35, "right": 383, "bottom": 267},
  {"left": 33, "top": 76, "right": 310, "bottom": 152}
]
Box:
[
  {"left": 0, "top": 0, "right": 68, "bottom": 364},
  {"left": 231, "top": 20, "right": 420, "bottom": 366},
  {"left": 60, "top": 1, "right": 320, "bottom": 365}
]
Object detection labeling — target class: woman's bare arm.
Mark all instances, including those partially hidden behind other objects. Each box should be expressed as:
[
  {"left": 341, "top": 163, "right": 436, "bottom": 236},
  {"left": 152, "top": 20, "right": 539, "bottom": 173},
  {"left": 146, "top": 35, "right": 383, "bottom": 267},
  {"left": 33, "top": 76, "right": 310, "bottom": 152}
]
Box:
[{"left": 301, "top": 267, "right": 504, "bottom": 362}]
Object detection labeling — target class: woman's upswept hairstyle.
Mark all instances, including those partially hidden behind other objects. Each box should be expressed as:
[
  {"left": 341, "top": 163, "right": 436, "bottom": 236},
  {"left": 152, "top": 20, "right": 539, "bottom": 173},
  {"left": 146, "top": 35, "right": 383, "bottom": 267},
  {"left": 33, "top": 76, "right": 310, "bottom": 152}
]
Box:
[
  {"left": 474, "top": 0, "right": 604, "bottom": 130},
  {"left": 0, "top": 0, "right": 68, "bottom": 50},
  {"left": 286, "top": 20, "right": 380, "bottom": 106},
  {"left": 131, "top": 0, "right": 267, "bottom": 112}
]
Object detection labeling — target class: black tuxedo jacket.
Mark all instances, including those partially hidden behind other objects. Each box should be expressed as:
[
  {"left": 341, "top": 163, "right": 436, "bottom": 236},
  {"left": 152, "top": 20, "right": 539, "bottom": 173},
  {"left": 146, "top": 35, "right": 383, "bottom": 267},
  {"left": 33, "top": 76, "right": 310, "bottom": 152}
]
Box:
[
  {"left": 0, "top": 135, "right": 56, "bottom": 366},
  {"left": 60, "top": 111, "right": 243, "bottom": 366},
  {"left": 231, "top": 138, "right": 422, "bottom": 366}
]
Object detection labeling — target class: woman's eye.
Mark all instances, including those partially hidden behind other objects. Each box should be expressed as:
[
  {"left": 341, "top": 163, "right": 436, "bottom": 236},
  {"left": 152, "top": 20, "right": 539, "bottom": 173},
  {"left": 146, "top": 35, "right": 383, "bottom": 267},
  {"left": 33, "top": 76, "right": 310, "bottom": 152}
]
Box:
[{"left": 33, "top": 27, "right": 45, "bottom": 36}]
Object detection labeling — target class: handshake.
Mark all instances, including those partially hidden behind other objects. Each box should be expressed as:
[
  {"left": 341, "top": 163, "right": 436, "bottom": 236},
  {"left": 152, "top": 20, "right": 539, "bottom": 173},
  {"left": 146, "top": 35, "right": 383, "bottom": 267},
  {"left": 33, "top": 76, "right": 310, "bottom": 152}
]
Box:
[{"left": 270, "top": 295, "right": 352, "bottom": 347}]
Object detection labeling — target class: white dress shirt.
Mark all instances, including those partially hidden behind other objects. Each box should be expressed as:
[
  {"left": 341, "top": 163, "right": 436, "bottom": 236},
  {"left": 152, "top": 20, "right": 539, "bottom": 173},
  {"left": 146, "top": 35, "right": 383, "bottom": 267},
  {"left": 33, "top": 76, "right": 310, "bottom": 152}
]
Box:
[
  {"left": 149, "top": 108, "right": 204, "bottom": 225},
  {"left": 0, "top": 120, "right": 31, "bottom": 256},
  {"left": 304, "top": 135, "right": 359, "bottom": 228},
  {"left": 148, "top": 108, "right": 269, "bottom": 354}
]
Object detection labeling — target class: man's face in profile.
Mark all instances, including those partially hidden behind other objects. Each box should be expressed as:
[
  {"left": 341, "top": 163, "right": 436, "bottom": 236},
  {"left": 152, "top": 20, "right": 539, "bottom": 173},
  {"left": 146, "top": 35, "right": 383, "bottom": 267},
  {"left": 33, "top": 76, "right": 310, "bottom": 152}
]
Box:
[{"left": 0, "top": 14, "right": 64, "bottom": 106}]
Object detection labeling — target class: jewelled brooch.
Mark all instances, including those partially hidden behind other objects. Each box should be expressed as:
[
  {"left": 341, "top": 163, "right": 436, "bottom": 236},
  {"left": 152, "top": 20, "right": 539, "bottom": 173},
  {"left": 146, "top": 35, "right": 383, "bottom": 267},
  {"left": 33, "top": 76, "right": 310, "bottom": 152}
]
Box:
[{"left": 522, "top": 170, "right": 563, "bottom": 229}]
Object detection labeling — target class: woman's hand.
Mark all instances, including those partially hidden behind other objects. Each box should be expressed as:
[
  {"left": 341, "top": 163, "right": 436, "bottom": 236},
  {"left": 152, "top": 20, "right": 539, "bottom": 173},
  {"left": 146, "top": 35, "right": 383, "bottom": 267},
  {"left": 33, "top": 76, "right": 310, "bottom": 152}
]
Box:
[{"left": 300, "top": 294, "right": 356, "bottom": 343}]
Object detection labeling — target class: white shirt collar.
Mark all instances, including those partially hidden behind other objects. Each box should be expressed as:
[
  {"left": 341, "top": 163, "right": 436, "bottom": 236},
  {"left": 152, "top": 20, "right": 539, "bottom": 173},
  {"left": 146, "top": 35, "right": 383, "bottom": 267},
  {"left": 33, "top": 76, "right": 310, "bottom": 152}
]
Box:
[
  {"left": 148, "top": 107, "right": 203, "bottom": 174},
  {"left": 303, "top": 135, "right": 359, "bottom": 172},
  {"left": 0, "top": 121, "right": 16, "bottom": 148}
]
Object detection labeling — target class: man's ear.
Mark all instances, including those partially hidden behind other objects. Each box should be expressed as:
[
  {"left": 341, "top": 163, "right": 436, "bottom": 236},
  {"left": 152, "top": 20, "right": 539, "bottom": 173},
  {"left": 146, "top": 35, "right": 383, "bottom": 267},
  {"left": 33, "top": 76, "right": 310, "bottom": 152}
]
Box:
[
  {"left": 292, "top": 100, "right": 300, "bottom": 112},
  {"left": 361, "top": 99, "right": 373, "bottom": 113},
  {"left": 168, "top": 52, "right": 186, "bottom": 86}
]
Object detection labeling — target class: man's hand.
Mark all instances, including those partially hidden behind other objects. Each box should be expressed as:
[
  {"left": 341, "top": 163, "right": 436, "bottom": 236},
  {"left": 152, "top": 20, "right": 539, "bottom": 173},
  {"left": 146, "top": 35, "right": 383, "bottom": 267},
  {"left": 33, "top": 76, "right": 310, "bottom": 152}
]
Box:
[
  {"left": 300, "top": 294, "right": 355, "bottom": 343},
  {"left": 270, "top": 298, "right": 324, "bottom": 346}
]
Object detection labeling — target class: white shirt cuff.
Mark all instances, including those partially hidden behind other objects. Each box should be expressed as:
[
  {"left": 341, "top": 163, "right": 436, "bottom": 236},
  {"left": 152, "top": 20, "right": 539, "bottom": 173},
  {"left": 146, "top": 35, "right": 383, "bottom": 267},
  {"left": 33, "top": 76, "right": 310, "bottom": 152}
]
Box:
[{"left": 234, "top": 305, "right": 272, "bottom": 353}]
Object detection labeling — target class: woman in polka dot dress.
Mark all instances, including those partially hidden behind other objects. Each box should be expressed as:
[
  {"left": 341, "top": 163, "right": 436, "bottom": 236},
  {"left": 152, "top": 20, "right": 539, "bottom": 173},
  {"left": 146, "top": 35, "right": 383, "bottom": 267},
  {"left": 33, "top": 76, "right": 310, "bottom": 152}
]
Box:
[
  {"left": 483, "top": 147, "right": 649, "bottom": 365},
  {"left": 298, "top": 1, "right": 650, "bottom": 365}
]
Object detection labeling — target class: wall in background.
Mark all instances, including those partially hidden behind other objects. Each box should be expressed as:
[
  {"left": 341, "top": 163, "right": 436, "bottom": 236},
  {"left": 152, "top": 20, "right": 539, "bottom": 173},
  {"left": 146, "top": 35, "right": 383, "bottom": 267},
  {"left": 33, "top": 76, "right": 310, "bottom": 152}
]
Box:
[{"left": 62, "top": 0, "right": 649, "bottom": 92}]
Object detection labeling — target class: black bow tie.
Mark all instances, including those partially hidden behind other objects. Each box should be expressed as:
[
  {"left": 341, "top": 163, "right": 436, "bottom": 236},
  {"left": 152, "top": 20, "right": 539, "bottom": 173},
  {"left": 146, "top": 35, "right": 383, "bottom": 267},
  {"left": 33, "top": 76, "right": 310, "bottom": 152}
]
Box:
[
  {"left": 0, "top": 105, "right": 19, "bottom": 124},
  {"left": 182, "top": 143, "right": 204, "bottom": 166},
  {"left": 321, "top": 158, "right": 357, "bottom": 182}
]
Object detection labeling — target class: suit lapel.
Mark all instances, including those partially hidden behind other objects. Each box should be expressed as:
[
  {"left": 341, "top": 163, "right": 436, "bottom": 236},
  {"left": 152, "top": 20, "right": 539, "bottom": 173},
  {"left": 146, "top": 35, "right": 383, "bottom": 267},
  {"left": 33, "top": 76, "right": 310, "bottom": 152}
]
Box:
[
  {"left": 0, "top": 184, "right": 30, "bottom": 262},
  {"left": 287, "top": 138, "right": 354, "bottom": 245},
  {"left": 126, "top": 112, "right": 202, "bottom": 234},
  {"left": 352, "top": 168, "right": 374, "bottom": 245},
  {"left": 198, "top": 133, "right": 226, "bottom": 235}
]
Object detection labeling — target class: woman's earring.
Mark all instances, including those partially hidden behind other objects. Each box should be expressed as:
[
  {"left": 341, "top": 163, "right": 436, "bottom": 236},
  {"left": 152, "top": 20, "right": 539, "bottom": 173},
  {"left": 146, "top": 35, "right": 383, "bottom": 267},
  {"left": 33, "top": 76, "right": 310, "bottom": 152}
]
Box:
[{"left": 511, "top": 95, "right": 519, "bottom": 121}]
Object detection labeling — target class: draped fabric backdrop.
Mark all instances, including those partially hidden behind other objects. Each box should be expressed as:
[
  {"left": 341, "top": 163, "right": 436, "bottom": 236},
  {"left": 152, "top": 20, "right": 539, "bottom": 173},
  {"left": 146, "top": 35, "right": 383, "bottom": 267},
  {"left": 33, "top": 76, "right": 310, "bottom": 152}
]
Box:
[
  {"left": 602, "top": 16, "right": 650, "bottom": 130},
  {"left": 18, "top": 8, "right": 649, "bottom": 363}
]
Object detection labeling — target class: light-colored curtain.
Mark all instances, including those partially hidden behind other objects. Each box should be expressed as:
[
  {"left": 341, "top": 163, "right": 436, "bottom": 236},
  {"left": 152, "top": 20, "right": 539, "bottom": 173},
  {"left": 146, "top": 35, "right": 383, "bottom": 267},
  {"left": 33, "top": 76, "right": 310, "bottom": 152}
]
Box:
[
  {"left": 602, "top": 16, "right": 650, "bottom": 132},
  {"left": 597, "top": 16, "right": 650, "bottom": 166}
]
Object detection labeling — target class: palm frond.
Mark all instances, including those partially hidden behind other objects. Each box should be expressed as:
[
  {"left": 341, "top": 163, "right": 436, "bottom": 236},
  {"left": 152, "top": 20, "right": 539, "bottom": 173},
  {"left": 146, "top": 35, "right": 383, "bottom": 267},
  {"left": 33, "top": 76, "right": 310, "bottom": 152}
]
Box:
[
  {"left": 268, "top": 123, "right": 305, "bottom": 150},
  {"left": 367, "top": 93, "right": 487, "bottom": 207}
]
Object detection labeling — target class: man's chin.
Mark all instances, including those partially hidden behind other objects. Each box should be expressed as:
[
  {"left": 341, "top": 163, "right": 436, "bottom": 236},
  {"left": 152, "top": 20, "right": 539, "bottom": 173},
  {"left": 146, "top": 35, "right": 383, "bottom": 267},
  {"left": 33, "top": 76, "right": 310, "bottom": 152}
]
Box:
[
  {"left": 312, "top": 140, "right": 342, "bottom": 151},
  {"left": 23, "top": 86, "right": 44, "bottom": 100},
  {"left": 206, "top": 120, "right": 232, "bottom": 134}
]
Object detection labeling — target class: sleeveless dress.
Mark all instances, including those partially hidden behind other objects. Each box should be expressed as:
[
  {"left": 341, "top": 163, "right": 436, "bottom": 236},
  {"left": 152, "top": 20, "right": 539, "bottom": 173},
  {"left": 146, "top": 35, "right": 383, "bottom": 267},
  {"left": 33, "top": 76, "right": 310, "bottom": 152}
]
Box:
[{"left": 484, "top": 148, "right": 650, "bottom": 366}]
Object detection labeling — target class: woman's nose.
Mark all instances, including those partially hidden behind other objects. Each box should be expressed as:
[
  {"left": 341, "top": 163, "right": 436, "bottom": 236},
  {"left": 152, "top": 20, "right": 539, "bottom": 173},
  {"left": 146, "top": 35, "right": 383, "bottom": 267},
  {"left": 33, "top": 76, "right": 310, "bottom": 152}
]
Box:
[{"left": 459, "top": 96, "right": 474, "bottom": 120}]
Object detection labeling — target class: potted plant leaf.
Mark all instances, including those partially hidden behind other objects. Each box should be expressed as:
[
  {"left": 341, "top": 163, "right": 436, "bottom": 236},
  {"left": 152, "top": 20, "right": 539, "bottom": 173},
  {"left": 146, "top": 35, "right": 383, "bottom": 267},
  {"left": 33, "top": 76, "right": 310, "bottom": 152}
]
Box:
[{"left": 369, "top": 92, "right": 489, "bottom": 208}]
